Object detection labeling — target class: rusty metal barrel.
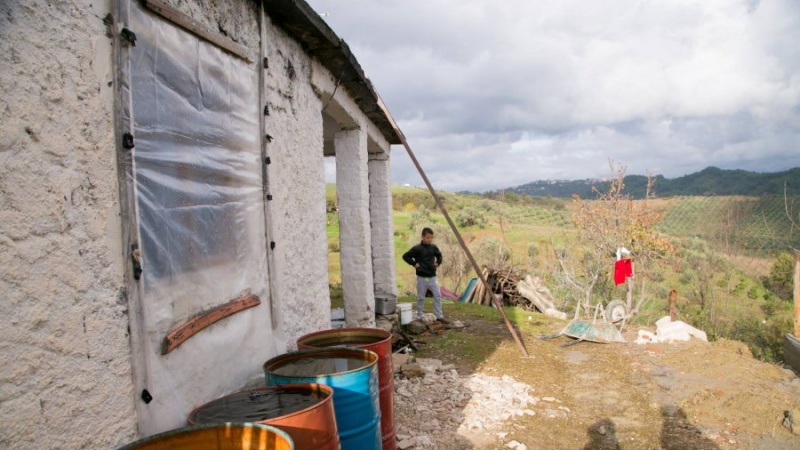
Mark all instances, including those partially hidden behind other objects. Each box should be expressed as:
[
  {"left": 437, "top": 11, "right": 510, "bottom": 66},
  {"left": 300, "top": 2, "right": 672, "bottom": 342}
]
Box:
[
  {"left": 264, "top": 347, "right": 381, "bottom": 450},
  {"left": 117, "top": 423, "right": 293, "bottom": 450},
  {"left": 188, "top": 384, "right": 340, "bottom": 450},
  {"left": 296, "top": 328, "right": 396, "bottom": 450}
]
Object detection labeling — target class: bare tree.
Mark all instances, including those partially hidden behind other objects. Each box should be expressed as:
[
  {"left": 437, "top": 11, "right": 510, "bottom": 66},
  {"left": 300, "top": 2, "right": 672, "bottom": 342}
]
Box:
[
  {"left": 552, "top": 245, "right": 602, "bottom": 314},
  {"left": 784, "top": 181, "right": 799, "bottom": 233},
  {"left": 562, "top": 161, "right": 676, "bottom": 317}
]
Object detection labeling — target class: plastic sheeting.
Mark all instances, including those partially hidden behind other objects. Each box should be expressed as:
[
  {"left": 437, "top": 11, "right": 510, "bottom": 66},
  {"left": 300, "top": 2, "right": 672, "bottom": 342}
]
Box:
[
  {"left": 128, "top": 3, "right": 275, "bottom": 435},
  {"left": 634, "top": 316, "right": 709, "bottom": 344}
]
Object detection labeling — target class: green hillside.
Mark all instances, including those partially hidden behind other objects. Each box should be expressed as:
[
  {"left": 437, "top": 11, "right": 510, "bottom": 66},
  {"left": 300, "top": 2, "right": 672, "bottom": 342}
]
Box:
[
  {"left": 326, "top": 184, "right": 798, "bottom": 363},
  {"left": 505, "top": 166, "right": 800, "bottom": 199},
  {"left": 658, "top": 195, "right": 800, "bottom": 252}
]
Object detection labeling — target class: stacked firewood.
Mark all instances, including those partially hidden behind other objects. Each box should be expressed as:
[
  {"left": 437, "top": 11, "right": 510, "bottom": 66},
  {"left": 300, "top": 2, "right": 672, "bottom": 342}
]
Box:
[
  {"left": 463, "top": 267, "right": 525, "bottom": 306},
  {"left": 463, "top": 267, "right": 567, "bottom": 319}
]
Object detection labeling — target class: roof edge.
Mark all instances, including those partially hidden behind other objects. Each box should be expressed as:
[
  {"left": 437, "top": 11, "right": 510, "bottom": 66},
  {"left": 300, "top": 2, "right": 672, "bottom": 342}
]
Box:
[{"left": 262, "top": 0, "right": 402, "bottom": 145}]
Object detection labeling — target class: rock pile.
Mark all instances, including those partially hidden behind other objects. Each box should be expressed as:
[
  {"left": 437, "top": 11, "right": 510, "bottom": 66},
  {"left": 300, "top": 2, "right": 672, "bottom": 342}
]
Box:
[{"left": 394, "top": 358, "right": 559, "bottom": 449}]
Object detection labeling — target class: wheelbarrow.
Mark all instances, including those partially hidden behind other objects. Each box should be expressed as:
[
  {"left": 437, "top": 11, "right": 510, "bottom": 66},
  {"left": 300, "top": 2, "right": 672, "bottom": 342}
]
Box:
[{"left": 541, "top": 300, "right": 626, "bottom": 347}]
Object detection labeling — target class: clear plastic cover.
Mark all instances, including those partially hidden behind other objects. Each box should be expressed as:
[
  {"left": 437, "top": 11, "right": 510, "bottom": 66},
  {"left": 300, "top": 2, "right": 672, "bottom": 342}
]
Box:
[{"left": 129, "top": 3, "right": 274, "bottom": 434}]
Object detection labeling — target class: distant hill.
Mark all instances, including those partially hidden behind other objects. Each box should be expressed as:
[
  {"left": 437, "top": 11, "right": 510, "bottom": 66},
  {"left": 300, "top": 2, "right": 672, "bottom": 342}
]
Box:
[{"left": 504, "top": 167, "right": 800, "bottom": 199}]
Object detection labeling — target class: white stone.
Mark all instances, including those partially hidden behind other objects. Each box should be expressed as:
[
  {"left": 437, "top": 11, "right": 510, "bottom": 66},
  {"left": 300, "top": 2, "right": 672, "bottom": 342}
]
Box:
[{"left": 397, "top": 438, "right": 416, "bottom": 450}]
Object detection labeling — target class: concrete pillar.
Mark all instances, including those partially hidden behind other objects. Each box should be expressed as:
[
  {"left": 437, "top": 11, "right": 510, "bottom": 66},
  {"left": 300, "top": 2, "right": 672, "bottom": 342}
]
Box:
[
  {"left": 335, "top": 127, "right": 376, "bottom": 327},
  {"left": 369, "top": 150, "right": 398, "bottom": 298}
]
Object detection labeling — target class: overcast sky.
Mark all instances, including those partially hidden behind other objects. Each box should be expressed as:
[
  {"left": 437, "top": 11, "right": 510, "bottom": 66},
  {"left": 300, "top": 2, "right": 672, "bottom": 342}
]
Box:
[{"left": 307, "top": 0, "right": 800, "bottom": 192}]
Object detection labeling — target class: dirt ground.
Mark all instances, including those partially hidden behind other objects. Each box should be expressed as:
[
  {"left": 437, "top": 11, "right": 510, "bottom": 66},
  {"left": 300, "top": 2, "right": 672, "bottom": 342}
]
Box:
[{"left": 408, "top": 308, "right": 800, "bottom": 450}]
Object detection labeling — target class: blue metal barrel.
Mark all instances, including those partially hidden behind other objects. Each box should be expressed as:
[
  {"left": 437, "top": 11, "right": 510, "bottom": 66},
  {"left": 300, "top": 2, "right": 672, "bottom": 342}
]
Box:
[{"left": 264, "top": 347, "right": 381, "bottom": 450}]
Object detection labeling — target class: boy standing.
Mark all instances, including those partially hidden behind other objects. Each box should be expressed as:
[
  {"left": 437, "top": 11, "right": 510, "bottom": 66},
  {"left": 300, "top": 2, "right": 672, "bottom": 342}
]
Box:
[{"left": 402, "top": 227, "right": 448, "bottom": 323}]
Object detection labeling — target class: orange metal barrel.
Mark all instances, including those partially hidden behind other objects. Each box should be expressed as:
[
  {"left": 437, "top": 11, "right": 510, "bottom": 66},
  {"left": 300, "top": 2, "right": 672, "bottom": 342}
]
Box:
[
  {"left": 117, "top": 423, "right": 293, "bottom": 450},
  {"left": 188, "top": 384, "right": 340, "bottom": 450},
  {"left": 297, "top": 327, "right": 396, "bottom": 450}
]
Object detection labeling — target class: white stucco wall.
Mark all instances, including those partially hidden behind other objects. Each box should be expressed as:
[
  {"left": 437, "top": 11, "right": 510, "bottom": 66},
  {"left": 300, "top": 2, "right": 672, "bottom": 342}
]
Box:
[
  {"left": 262, "top": 17, "right": 332, "bottom": 348},
  {"left": 0, "top": 0, "right": 395, "bottom": 446},
  {"left": 0, "top": 0, "right": 137, "bottom": 448}
]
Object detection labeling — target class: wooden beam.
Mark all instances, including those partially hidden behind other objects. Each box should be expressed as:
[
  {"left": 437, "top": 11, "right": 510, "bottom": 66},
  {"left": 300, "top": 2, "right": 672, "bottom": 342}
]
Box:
[
  {"left": 669, "top": 288, "right": 677, "bottom": 321},
  {"left": 375, "top": 94, "right": 529, "bottom": 358},
  {"left": 794, "top": 250, "right": 800, "bottom": 337},
  {"left": 162, "top": 294, "right": 261, "bottom": 354},
  {"left": 143, "top": 0, "right": 254, "bottom": 62}
]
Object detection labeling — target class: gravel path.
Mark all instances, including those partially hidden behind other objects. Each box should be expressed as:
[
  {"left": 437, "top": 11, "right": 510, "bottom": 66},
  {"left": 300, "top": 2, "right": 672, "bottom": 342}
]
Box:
[{"left": 393, "top": 357, "right": 559, "bottom": 450}]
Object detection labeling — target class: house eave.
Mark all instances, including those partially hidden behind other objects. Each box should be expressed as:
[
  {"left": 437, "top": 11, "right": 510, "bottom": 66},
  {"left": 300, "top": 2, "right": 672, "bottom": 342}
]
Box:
[{"left": 262, "top": 0, "right": 402, "bottom": 145}]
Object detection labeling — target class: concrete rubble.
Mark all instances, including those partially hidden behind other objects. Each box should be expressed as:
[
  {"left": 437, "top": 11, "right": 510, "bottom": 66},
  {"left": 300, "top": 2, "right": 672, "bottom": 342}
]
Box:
[{"left": 394, "top": 357, "right": 556, "bottom": 449}]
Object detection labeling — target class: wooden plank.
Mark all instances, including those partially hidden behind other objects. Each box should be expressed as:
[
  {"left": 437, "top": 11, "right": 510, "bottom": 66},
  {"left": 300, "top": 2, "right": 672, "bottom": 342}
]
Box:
[
  {"left": 162, "top": 294, "right": 261, "bottom": 354},
  {"left": 481, "top": 268, "right": 491, "bottom": 305},
  {"left": 473, "top": 279, "right": 485, "bottom": 305},
  {"left": 143, "top": 0, "right": 254, "bottom": 62}
]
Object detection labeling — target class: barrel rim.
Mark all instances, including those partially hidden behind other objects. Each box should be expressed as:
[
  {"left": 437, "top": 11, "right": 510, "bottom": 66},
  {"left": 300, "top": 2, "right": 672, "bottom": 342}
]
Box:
[
  {"left": 263, "top": 347, "right": 378, "bottom": 377},
  {"left": 187, "top": 383, "right": 335, "bottom": 425},
  {"left": 296, "top": 327, "right": 392, "bottom": 348},
  {"left": 116, "top": 422, "right": 293, "bottom": 450}
]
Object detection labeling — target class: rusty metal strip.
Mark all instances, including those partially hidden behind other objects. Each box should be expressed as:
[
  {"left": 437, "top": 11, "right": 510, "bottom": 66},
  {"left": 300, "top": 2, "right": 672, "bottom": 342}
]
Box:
[
  {"left": 374, "top": 95, "right": 530, "bottom": 358},
  {"left": 162, "top": 294, "right": 261, "bottom": 354},
  {"left": 143, "top": 0, "right": 254, "bottom": 62}
]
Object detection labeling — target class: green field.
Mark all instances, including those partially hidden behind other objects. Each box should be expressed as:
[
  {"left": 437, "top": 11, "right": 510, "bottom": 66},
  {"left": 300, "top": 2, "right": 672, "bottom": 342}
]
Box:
[{"left": 325, "top": 184, "right": 798, "bottom": 361}]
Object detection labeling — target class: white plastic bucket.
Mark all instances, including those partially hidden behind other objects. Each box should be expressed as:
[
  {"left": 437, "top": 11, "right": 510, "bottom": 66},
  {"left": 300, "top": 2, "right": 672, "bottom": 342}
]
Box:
[{"left": 398, "top": 303, "right": 412, "bottom": 325}]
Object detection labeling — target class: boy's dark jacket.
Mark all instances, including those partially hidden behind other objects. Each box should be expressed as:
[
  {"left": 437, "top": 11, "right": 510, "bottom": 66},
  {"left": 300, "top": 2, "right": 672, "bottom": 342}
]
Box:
[{"left": 402, "top": 242, "right": 442, "bottom": 278}]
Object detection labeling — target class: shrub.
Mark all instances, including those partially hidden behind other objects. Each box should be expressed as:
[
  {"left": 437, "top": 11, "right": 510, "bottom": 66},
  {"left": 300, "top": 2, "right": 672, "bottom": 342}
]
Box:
[
  {"left": 732, "top": 278, "right": 748, "bottom": 296},
  {"left": 478, "top": 200, "right": 493, "bottom": 212},
  {"left": 729, "top": 314, "right": 792, "bottom": 363},
  {"left": 650, "top": 270, "right": 665, "bottom": 283},
  {"left": 763, "top": 252, "right": 795, "bottom": 301},
  {"left": 455, "top": 207, "right": 487, "bottom": 228},
  {"left": 527, "top": 243, "right": 539, "bottom": 259},
  {"left": 408, "top": 205, "right": 434, "bottom": 230},
  {"left": 475, "top": 236, "right": 511, "bottom": 268},
  {"left": 747, "top": 285, "right": 763, "bottom": 300},
  {"left": 760, "top": 292, "right": 787, "bottom": 317}
]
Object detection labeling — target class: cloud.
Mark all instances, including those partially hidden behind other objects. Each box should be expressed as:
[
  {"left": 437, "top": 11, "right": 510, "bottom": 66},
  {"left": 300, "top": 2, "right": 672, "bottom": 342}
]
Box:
[{"left": 309, "top": 0, "right": 800, "bottom": 191}]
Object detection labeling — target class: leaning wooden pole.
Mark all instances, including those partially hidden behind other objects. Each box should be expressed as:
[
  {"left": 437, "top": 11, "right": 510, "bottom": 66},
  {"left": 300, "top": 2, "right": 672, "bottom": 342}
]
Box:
[
  {"left": 793, "top": 250, "right": 800, "bottom": 338},
  {"left": 376, "top": 96, "right": 529, "bottom": 357}
]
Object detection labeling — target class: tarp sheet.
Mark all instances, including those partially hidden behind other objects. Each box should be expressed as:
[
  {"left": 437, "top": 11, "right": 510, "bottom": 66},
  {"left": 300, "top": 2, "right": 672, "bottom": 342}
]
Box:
[{"left": 128, "top": 3, "right": 275, "bottom": 435}]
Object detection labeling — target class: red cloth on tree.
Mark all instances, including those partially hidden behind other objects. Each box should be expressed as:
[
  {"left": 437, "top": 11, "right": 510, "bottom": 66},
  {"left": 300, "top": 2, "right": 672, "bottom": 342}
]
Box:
[{"left": 614, "top": 258, "right": 633, "bottom": 285}]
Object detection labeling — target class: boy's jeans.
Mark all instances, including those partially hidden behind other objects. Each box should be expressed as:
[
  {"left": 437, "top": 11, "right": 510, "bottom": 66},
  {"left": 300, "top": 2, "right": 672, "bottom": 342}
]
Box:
[{"left": 416, "top": 276, "right": 442, "bottom": 319}]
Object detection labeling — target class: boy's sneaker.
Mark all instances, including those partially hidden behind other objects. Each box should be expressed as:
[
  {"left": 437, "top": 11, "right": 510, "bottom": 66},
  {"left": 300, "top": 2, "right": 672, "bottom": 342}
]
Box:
[{"left": 437, "top": 317, "right": 450, "bottom": 324}]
